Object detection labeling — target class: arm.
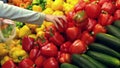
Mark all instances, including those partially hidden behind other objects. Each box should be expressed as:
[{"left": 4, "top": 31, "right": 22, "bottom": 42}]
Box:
[{"left": 0, "top": 1, "right": 45, "bottom": 25}]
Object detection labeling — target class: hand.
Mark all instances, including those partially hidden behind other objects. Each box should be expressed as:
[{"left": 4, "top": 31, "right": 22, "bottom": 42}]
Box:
[{"left": 45, "top": 15, "right": 67, "bottom": 28}]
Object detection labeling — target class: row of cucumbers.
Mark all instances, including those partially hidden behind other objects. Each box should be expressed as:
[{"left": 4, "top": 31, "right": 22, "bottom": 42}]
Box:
[{"left": 61, "top": 20, "right": 120, "bottom": 68}]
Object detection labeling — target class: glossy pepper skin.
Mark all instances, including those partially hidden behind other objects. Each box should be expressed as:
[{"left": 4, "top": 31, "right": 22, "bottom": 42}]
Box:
[
  {"left": 73, "top": 10, "right": 88, "bottom": 24},
  {"left": 86, "top": 18, "right": 97, "bottom": 32},
  {"left": 18, "top": 58, "right": 34, "bottom": 68},
  {"left": 37, "top": 36, "right": 49, "bottom": 47},
  {"left": 116, "top": 0, "right": 120, "bottom": 9},
  {"left": 92, "top": 24, "right": 106, "bottom": 36},
  {"left": 9, "top": 47, "right": 28, "bottom": 63},
  {"left": 66, "top": 26, "right": 79, "bottom": 41},
  {"left": 81, "top": 31, "right": 94, "bottom": 45},
  {"left": 58, "top": 52, "right": 71, "bottom": 63},
  {"left": 69, "top": 39, "right": 87, "bottom": 54},
  {"left": 101, "top": 2, "right": 116, "bottom": 14},
  {"left": 74, "top": 0, "right": 87, "bottom": 12},
  {"left": 98, "top": 13, "right": 114, "bottom": 26},
  {"left": 43, "top": 57, "right": 59, "bottom": 68},
  {"left": 60, "top": 41, "right": 72, "bottom": 53},
  {"left": 98, "top": 0, "right": 109, "bottom": 6},
  {"left": 114, "top": 10, "right": 120, "bottom": 20},
  {"left": 29, "top": 48, "right": 40, "bottom": 62},
  {"left": 34, "top": 55, "right": 46, "bottom": 68},
  {"left": 66, "top": 11, "right": 75, "bottom": 22},
  {"left": 85, "top": 2, "right": 101, "bottom": 19},
  {"left": 49, "top": 32, "right": 65, "bottom": 46},
  {"left": 2, "top": 60, "right": 17, "bottom": 68},
  {"left": 22, "top": 36, "right": 35, "bottom": 52},
  {"left": 41, "top": 43, "right": 58, "bottom": 57}
]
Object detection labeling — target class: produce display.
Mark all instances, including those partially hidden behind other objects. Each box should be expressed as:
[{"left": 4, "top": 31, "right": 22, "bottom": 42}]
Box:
[{"left": 1, "top": 0, "right": 120, "bottom": 68}]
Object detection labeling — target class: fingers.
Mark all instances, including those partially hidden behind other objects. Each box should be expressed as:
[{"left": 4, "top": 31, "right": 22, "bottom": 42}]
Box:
[
  {"left": 57, "top": 16, "right": 67, "bottom": 23},
  {"left": 52, "top": 20, "right": 58, "bottom": 29},
  {"left": 44, "top": 15, "right": 67, "bottom": 29},
  {"left": 55, "top": 18, "right": 63, "bottom": 28}
]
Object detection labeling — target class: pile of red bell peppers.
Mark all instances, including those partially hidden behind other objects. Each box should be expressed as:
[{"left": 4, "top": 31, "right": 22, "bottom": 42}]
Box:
[{"left": 2, "top": 0, "right": 120, "bottom": 68}]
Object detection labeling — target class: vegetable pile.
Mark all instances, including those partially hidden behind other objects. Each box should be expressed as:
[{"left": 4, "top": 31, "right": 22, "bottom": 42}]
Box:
[{"left": 1, "top": 0, "right": 120, "bottom": 68}]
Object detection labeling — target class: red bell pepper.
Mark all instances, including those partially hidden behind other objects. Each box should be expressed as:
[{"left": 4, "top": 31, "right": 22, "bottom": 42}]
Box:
[
  {"left": 98, "top": 0, "right": 109, "bottom": 6},
  {"left": 37, "top": 36, "right": 49, "bottom": 47},
  {"left": 74, "top": 0, "right": 87, "bottom": 12},
  {"left": 57, "top": 19, "right": 68, "bottom": 33},
  {"left": 43, "top": 57, "right": 59, "bottom": 68},
  {"left": 2, "top": 60, "right": 17, "bottom": 68},
  {"left": 114, "top": 10, "right": 120, "bottom": 21},
  {"left": 58, "top": 52, "right": 71, "bottom": 63},
  {"left": 67, "top": 21, "right": 75, "bottom": 28},
  {"left": 76, "top": 19, "right": 88, "bottom": 32},
  {"left": 18, "top": 58, "right": 34, "bottom": 68},
  {"left": 41, "top": 43, "right": 58, "bottom": 57},
  {"left": 35, "top": 55, "right": 46, "bottom": 68},
  {"left": 116, "top": 0, "right": 120, "bottom": 9},
  {"left": 66, "top": 26, "right": 79, "bottom": 41},
  {"left": 33, "top": 41, "right": 40, "bottom": 49},
  {"left": 49, "top": 32, "right": 65, "bottom": 46},
  {"left": 45, "top": 25, "right": 57, "bottom": 38},
  {"left": 69, "top": 39, "right": 87, "bottom": 54},
  {"left": 81, "top": 31, "right": 94, "bottom": 45},
  {"left": 60, "top": 41, "right": 72, "bottom": 53},
  {"left": 92, "top": 24, "right": 106, "bottom": 36},
  {"left": 85, "top": 2, "right": 101, "bottom": 19},
  {"left": 22, "top": 36, "right": 35, "bottom": 52},
  {"left": 86, "top": 18, "right": 97, "bottom": 32},
  {"left": 29, "top": 48, "right": 39, "bottom": 61},
  {"left": 101, "top": 2, "right": 116, "bottom": 14},
  {"left": 66, "top": 11, "right": 75, "bottom": 22},
  {"left": 73, "top": 10, "right": 88, "bottom": 24},
  {"left": 98, "top": 13, "right": 114, "bottom": 26}
]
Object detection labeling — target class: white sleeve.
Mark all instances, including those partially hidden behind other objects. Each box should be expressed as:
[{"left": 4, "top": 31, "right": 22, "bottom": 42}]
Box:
[{"left": 0, "top": 1, "right": 45, "bottom": 25}]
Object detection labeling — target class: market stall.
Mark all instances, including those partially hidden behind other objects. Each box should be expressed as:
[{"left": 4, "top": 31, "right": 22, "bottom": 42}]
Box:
[{"left": 0, "top": 0, "right": 120, "bottom": 68}]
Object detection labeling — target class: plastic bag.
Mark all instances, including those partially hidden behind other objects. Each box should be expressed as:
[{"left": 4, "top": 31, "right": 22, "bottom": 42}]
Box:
[{"left": 0, "top": 18, "right": 16, "bottom": 42}]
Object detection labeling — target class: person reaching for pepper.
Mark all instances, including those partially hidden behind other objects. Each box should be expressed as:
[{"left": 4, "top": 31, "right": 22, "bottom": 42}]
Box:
[{"left": 0, "top": 1, "right": 67, "bottom": 28}]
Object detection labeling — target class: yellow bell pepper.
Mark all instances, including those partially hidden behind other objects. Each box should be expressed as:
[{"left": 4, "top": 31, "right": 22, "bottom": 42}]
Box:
[
  {"left": 26, "top": 24, "right": 39, "bottom": 29},
  {"left": 1, "top": 56, "right": 12, "bottom": 65},
  {"left": 42, "top": 8, "right": 54, "bottom": 14},
  {"left": 32, "top": 5, "right": 42, "bottom": 12},
  {"left": 36, "top": 31, "right": 45, "bottom": 38},
  {"left": 52, "top": 10, "right": 64, "bottom": 15},
  {"left": 19, "top": 25, "right": 31, "bottom": 38},
  {"left": 63, "top": 3, "right": 74, "bottom": 14},
  {"left": 0, "top": 43, "right": 9, "bottom": 58},
  {"left": 46, "top": 0, "right": 53, "bottom": 8},
  {"left": 43, "top": 21, "right": 54, "bottom": 28},
  {"left": 51, "top": 0, "right": 64, "bottom": 11},
  {"left": 66, "top": 0, "right": 79, "bottom": 6},
  {"left": 35, "top": 24, "right": 45, "bottom": 32},
  {"left": 9, "top": 47, "right": 28, "bottom": 63},
  {"left": 28, "top": 34, "right": 37, "bottom": 40}
]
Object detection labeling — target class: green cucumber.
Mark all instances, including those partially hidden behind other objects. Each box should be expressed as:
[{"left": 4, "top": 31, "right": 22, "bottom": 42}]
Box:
[
  {"left": 72, "top": 54, "right": 97, "bottom": 68},
  {"left": 87, "top": 51, "right": 120, "bottom": 67},
  {"left": 60, "top": 63, "right": 79, "bottom": 68},
  {"left": 113, "top": 20, "right": 120, "bottom": 28},
  {"left": 106, "top": 25, "right": 120, "bottom": 39},
  {"left": 89, "top": 43, "right": 120, "bottom": 59},
  {"left": 96, "top": 33, "right": 120, "bottom": 52},
  {"left": 82, "top": 54, "right": 107, "bottom": 68}
]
